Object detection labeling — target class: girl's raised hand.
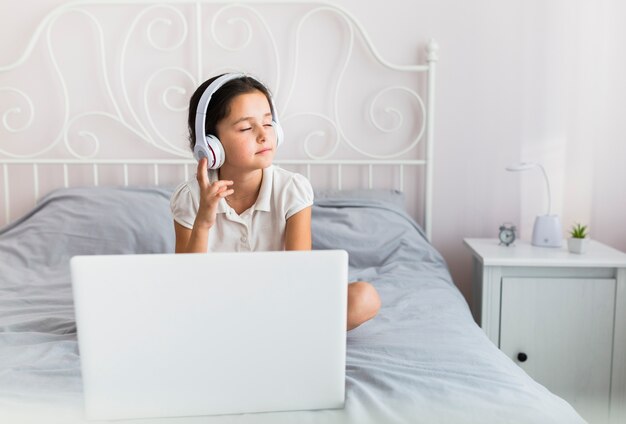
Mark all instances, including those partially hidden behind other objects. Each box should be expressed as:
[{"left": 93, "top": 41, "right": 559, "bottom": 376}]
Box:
[{"left": 194, "top": 157, "right": 234, "bottom": 229}]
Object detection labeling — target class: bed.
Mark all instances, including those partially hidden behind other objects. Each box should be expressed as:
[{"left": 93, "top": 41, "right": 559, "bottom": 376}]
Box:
[
  {"left": 0, "top": 186, "right": 584, "bottom": 423},
  {"left": 0, "top": 1, "right": 585, "bottom": 423}
]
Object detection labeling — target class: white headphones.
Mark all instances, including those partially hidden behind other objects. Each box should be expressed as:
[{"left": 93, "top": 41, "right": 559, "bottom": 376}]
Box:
[{"left": 193, "top": 73, "right": 284, "bottom": 169}]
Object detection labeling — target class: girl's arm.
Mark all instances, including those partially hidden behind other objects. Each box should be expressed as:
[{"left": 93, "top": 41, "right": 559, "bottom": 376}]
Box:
[
  {"left": 174, "top": 158, "right": 233, "bottom": 253},
  {"left": 174, "top": 221, "right": 210, "bottom": 253},
  {"left": 284, "top": 206, "right": 312, "bottom": 251}
]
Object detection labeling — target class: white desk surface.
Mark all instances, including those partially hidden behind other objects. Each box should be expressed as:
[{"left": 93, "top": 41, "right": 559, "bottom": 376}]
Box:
[{"left": 463, "top": 238, "right": 626, "bottom": 268}]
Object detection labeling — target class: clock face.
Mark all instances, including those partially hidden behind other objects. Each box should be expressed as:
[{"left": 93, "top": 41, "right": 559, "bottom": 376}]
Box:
[{"left": 499, "top": 228, "right": 515, "bottom": 245}]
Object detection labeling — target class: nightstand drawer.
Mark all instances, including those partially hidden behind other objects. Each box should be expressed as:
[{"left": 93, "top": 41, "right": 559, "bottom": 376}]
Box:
[{"left": 500, "top": 277, "right": 615, "bottom": 424}]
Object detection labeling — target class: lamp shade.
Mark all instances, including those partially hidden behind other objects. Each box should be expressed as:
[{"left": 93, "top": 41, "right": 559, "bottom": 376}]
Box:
[{"left": 505, "top": 162, "right": 539, "bottom": 172}]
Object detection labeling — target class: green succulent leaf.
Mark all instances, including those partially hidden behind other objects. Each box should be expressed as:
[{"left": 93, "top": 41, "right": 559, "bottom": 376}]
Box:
[{"left": 569, "top": 223, "right": 588, "bottom": 239}]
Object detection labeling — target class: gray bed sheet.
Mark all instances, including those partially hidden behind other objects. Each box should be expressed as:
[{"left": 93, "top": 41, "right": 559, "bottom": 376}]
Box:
[{"left": 0, "top": 187, "right": 584, "bottom": 423}]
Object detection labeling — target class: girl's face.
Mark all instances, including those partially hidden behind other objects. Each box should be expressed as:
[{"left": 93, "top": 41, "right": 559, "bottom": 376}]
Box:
[{"left": 215, "top": 90, "right": 276, "bottom": 172}]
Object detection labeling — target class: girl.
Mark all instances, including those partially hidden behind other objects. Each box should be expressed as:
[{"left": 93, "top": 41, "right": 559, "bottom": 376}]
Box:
[{"left": 170, "top": 73, "right": 380, "bottom": 330}]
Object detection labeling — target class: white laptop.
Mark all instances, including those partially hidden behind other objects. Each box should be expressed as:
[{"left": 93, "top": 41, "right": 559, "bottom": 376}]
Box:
[{"left": 70, "top": 250, "right": 348, "bottom": 421}]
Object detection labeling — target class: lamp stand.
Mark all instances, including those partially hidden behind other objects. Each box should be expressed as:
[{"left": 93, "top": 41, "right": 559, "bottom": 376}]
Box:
[{"left": 532, "top": 215, "right": 563, "bottom": 247}]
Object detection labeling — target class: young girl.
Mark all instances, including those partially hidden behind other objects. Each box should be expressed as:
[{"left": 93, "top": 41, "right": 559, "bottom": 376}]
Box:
[{"left": 170, "top": 73, "right": 380, "bottom": 330}]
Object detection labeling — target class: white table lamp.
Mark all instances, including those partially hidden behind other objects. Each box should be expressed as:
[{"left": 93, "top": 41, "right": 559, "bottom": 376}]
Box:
[{"left": 506, "top": 162, "right": 563, "bottom": 247}]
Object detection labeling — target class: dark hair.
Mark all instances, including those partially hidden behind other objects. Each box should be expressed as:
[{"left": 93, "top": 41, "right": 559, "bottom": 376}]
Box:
[{"left": 187, "top": 74, "right": 274, "bottom": 152}]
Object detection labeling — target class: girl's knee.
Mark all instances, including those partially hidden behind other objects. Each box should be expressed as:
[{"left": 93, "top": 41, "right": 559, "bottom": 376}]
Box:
[
  {"left": 355, "top": 281, "right": 381, "bottom": 316},
  {"left": 348, "top": 281, "right": 381, "bottom": 328}
]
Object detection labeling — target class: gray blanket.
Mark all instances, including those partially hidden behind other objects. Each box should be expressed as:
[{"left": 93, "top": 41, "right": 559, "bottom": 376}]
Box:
[{"left": 0, "top": 187, "right": 583, "bottom": 423}]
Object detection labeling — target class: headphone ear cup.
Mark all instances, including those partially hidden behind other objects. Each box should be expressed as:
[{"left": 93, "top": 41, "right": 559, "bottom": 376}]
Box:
[
  {"left": 272, "top": 121, "right": 284, "bottom": 148},
  {"left": 193, "top": 135, "right": 224, "bottom": 169},
  {"left": 205, "top": 135, "right": 225, "bottom": 169},
  {"left": 193, "top": 136, "right": 211, "bottom": 164}
]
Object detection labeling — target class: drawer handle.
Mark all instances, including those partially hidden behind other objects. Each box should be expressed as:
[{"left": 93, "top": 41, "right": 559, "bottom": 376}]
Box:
[{"left": 517, "top": 352, "right": 528, "bottom": 362}]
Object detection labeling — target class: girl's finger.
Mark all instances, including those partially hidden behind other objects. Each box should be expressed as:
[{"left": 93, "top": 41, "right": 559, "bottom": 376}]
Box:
[
  {"left": 209, "top": 180, "right": 234, "bottom": 194},
  {"left": 218, "top": 189, "right": 235, "bottom": 198},
  {"left": 196, "top": 158, "right": 209, "bottom": 187}
]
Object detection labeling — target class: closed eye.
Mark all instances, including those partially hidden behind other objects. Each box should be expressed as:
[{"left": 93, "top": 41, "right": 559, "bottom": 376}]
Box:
[{"left": 239, "top": 127, "right": 252, "bottom": 132}]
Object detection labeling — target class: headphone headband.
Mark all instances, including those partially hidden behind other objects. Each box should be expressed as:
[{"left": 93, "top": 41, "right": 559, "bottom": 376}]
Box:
[{"left": 194, "top": 73, "right": 245, "bottom": 153}]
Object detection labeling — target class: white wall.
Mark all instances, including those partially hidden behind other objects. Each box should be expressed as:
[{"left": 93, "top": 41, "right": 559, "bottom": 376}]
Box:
[
  {"left": 592, "top": 0, "right": 626, "bottom": 254},
  {"left": 335, "top": 0, "right": 626, "bottom": 302},
  {"left": 1, "top": 0, "right": 624, "bottom": 305}
]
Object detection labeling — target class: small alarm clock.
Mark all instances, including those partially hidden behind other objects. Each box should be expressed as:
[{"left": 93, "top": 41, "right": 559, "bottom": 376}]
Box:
[{"left": 499, "top": 223, "right": 516, "bottom": 246}]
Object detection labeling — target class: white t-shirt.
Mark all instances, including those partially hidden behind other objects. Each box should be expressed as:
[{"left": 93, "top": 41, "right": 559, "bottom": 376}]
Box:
[{"left": 170, "top": 165, "right": 314, "bottom": 252}]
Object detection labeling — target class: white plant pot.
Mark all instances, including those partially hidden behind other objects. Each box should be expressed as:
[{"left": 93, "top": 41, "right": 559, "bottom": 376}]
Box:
[{"left": 568, "top": 238, "right": 589, "bottom": 254}]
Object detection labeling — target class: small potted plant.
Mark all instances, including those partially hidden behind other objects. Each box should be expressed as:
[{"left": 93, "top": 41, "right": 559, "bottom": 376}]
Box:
[{"left": 567, "top": 223, "right": 589, "bottom": 254}]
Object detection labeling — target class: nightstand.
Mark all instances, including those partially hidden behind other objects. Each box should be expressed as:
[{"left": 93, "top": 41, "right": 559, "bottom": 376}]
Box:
[{"left": 464, "top": 238, "right": 626, "bottom": 424}]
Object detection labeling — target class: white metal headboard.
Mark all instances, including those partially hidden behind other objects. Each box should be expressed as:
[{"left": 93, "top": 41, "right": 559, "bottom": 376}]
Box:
[{"left": 0, "top": 0, "right": 438, "bottom": 238}]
